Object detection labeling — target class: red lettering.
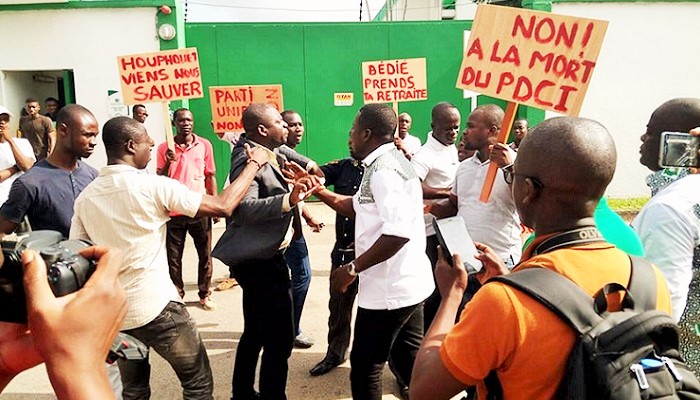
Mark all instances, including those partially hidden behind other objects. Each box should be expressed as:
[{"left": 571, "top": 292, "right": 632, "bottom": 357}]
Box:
[
  {"left": 555, "top": 22, "right": 577, "bottom": 48},
  {"left": 581, "top": 22, "right": 594, "bottom": 47},
  {"left": 554, "top": 85, "right": 578, "bottom": 112},
  {"left": 533, "top": 80, "right": 554, "bottom": 107},
  {"left": 580, "top": 60, "right": 596, "bottom": 84},
  {"left": 368, "top": 65, "right": 377, "bottom": 75},
  {"left": 466, "top": 38, "right": 484, "bottom": 60},
  {"left": 513, "top": 76, "right": 532, "bottom": 102},
  {"left": 502, "top": 45, "right": 520, "bottom": 66},
  {"left": 535, "top": 17, "right": 556, "bottom": 44},
  {"left": 496, "top": 72, "right": 514, "bottom": 95},
  {"left": 511, "top": 15, "right": 535, "bottom": 39},
  {"left": 490, "top": 41, "right": 503, "bottom": 63}
]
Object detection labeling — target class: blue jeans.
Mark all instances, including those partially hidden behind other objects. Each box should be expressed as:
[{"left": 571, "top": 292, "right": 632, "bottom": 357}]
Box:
[
  {"left": 285, "top": 236, "right": 311, "bottom": 337},
  {"left": 118, "top": 302, "right": 213, "bottom": 400}
]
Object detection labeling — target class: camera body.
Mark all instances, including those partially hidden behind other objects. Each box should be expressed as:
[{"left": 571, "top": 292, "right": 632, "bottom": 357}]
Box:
[
  {"left": 659, "top": 132, "right": 700, "bottom": 168},
  {"left": 0, "top": 230, "right": 96, "bottom": 323}
]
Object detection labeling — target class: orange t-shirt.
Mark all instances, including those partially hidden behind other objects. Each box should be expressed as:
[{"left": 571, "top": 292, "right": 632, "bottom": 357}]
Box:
[{"left": 439, "top": 239, "right": 672, "bottom": 400}]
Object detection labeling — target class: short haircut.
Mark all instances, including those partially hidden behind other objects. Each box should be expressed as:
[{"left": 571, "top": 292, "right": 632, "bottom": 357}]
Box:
[
  {"left": 357, "top": 104, "right": 397, "bottom": 139},
  {"left": 56, "top": 104, "right": 93, "bottom": 127},
  {"left": 474, "top": 104, "right": 505, "bottom": 128},
  {"left": 25, "top": 98, "right": 38, "bottom": 104},
  {"left": 132, "top": 104, "right": 146, "bottom": 113},
  {"left": 281, "top": 109, "right": 299, "bottom": 120},
  {"left": 431, "top": 102, "right": 458, "bottom": 122},
  {"left": 172, "top": 108, "right": 190, "bottom": 121},
  {"left": 102, "top": 116, "right": 143, "bottom": 154},
  {"left": 45, "top": 97, "right": 59, "bottom": 104},
  {"left": 242, "top": 103, "right": 274, "bottom": 134}
]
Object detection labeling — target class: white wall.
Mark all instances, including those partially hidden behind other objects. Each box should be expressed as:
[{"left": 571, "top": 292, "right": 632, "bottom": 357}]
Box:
[
  {"left": 0, "top": 8, "right": 163, "bottom": 172},
  {"left": 549, "top": 3, "right": 700, "bottom": 197}
]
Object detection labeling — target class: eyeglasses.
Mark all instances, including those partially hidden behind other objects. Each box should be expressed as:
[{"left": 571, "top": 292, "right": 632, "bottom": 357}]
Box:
[{"left": 503, "top": 166, "right": 545, "bottom": 189}]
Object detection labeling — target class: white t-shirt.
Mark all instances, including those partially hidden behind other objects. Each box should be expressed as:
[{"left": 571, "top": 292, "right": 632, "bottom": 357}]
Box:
[
  {"left": 354, "top": 143, "right": 434, "bottom": 310},
  {"left": 0, "top": 138, "right": 35, "bottom": 206},
  {"left": 411, "top": 133, "right": 459, "bottom": 235},
  {"left": 452, "top": 151, "right": 522, "bottom": 262},
  {"left": 402, "top": 133, "right": 422, "bottom": 155},
  {"left": 632, "top": 174, "right": 700, "bottom": 322},
  {"left": 70, "top": 164, "right": 203, "bottom": 330}
]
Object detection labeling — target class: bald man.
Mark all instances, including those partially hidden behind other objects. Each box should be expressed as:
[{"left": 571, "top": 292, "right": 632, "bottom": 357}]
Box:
[
  {"left": 0, "top": 104, "right": 99, "bottom": 237},
  {"left": 395, "top": 112, "right": 422, "bottom": 158},
  {"left": 633, "top": 98, "right": 700, "bottom": 374},
  {"left": 410, "top": 117, "right": 672, "bottom": 399}
]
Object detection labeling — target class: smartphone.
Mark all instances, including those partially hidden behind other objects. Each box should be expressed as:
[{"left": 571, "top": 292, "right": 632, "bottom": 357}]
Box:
[
  {"left": 432, "top": 216, "right": 483, "bottom": 274},
  {"left": 659, "top": 132, "right": 700, "bottom": 168}
]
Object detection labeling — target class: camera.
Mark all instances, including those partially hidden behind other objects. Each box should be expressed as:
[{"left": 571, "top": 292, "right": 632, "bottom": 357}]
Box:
[
  {"left": 0, "top": 230, "right": 96, "bottom": 323},
  {"left": 659, "top": 132, "right": 700, "bottom": 168}
]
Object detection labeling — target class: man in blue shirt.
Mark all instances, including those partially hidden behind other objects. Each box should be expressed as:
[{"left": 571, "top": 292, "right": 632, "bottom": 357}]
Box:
[{"left": 0, "top": 104, "right": 99, "bottom": 238}]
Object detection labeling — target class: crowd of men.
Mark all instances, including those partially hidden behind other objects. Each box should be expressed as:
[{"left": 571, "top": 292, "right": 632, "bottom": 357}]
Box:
[{"left": 0, "top": 95, "right": 698, "bottom": 400}]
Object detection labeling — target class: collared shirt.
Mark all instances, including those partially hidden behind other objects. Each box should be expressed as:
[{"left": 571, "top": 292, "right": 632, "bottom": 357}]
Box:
[
  {"left": 0, "top": 138, "right": 35, "bottom": 206},
  {"left": 0, "top": 159, "right": 98, "bottom": 238},
  {"left": 402, "top": 133, "right": 422, "bottom": 155},
  {"left": 70, "top": 164, "right": 203, "bottom": 330},
  {"left": 632, "top": 174, "right": 700, "bottom": 321},
  {"left": 353, "top": 142, "right": 434, "bottom": 310},
  {"left": 321, "top": 158, "right": 364, "bottom": 249},
  {"left": 452, "top": 150, "right": 522, "bottom": 261},
  {"left": 156, "top": 133, "right": 215, "bottom": 194},
  {"left": 411, "top": 132, "right": 459, "bottom": 236}
]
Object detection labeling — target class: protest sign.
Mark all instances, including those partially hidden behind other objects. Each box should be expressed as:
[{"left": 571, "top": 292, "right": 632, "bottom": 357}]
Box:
[
  {"left": 362, "top": 58, "right": 427, "bottom": 104},
  {"left": 209, "top": 85, "right": 284, "bottom": 133},
  {"left": 117, "top": 48, "right": 203, "bottom": 105},
  {"left": 456, "top": 5, "right": 607, "bottom": 116}
]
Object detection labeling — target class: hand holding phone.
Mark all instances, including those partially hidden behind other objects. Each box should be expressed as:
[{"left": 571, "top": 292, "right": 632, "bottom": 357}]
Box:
[{"left": 432, "top": 216, "right": 483, "bottom": 274}]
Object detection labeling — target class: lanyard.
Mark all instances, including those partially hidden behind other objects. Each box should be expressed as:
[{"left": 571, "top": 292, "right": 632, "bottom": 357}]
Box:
[{"left": 531, "top": 226, "right": 605, "bottom": 256}]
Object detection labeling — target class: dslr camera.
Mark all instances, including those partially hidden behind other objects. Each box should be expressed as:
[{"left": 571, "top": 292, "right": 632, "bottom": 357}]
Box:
[{"left": 0, "top": 230, "right": 95, "bottom": 323}]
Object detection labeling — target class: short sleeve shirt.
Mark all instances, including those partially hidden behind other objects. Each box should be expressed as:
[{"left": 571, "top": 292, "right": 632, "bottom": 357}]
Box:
[
  {"left": 156, "top": 134, "right": 215, "bottom": 194},
  {"left": 440, "top": 239, "right": 672, "bottom": 399},
  {"left": 0, "top": 138, "right": 36, "bottom": 206},
  {"left": 0, "top": 159, "right": 97, "bottom": 237}
]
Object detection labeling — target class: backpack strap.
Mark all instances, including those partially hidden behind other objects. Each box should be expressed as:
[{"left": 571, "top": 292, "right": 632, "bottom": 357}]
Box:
[
  {"left": 491, "top": 268, "right": 601, "bottom": 335},
  {"left": 628, "top": 256, "right": 657, "bottom": 311},
  {"left": 490, "top": 256, "right": 660, "bottom": 334}
]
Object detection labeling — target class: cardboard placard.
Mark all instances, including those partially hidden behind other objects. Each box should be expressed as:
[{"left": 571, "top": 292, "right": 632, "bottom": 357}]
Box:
[
  {"left": 209, "top": 85, "right": 284, "bottom": 133},
  {"left": 456, "top": 5, "right": 607, "bottom": 116},
  {"left": 362, "top": 58, "right": 427, "bottom": 104},
  {"left": 118, "top": 48, "right": 203, "bottom": 105}
]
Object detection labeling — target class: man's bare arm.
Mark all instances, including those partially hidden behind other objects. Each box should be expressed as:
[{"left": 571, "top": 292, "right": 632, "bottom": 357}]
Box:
[{"left": 315, "top": 188, "right": 354, "bottom": 218}]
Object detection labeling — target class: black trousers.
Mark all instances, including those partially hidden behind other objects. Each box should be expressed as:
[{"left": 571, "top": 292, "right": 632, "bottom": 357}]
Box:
[
  {"left": 350, "top": 302, "right": 424, "bottom": 400},
  {"left": 230, "top": 254, "right": 294, "bottom": 400},
  {"left": 325, "top": 247, "right": 358, "bottom": 362},
  {"left": 166, "top": 215, "right": 213, "bottom": 299}
]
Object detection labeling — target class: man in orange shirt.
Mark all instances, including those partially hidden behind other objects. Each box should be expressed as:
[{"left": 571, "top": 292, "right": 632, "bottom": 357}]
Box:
[{"left": 410, "top": 117, "right": 672, "bottom": 399}]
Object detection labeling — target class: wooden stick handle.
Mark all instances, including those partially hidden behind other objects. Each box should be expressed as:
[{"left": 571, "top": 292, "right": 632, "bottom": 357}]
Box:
[{"left": 478, "top": 102, "right": 518, "bottom": 203}]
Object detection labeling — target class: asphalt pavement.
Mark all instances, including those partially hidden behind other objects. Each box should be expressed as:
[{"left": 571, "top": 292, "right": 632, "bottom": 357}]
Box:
[{"left": 0, "top": 203, "right": 404, "bottom": 400}]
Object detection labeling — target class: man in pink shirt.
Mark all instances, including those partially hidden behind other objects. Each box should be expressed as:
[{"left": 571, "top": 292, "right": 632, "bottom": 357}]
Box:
[{"left": 158, "top": 108, "right": 218, "bottom": 310}]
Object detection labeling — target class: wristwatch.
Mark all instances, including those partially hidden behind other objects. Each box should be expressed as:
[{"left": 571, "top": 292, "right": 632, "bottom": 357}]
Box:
[{"left": 345, "top": 260, "right": 358, "bottom": 277}]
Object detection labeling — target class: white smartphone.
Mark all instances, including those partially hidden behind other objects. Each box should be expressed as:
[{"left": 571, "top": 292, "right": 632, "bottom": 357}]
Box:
[{"left": 432, "top": 216, "right": 483, "bottom": 274}]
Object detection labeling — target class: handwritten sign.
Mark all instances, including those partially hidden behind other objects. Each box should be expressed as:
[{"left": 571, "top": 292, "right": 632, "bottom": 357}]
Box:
[
  {"left": 362, "top": 58, "right": 427, "bottom": 104},
  {"left": 209, "top": 85, "right": 284, "bottom": 133},
  {"left": 456, "top": 5, "right": 607, "bottom": 116},
  {"left": 118, "top": 48, "right": 203, "bottom": 105}
]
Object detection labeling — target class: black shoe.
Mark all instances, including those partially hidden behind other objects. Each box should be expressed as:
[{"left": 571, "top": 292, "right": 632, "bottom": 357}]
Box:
[{"left": 309, "top": 357, "right": 343, "bottom": 376}]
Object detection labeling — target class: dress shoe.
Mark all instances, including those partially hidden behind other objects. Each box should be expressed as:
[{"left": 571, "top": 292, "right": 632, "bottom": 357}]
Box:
[
  {"left": 309, "top": 357, "right": 344, "bottom": 376},
  {"left": 293, "top": 332, "right": 315, "bottom": 349}
]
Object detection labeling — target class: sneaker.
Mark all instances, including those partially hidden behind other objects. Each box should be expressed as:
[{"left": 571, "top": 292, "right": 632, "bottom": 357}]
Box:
[
  {"left": 199, "top": 296, "right": 217, "bottom": 310},
  {"left": 215, "top": 278, "right": 239, "bottom": 291},
  {"left": 293, "top": 332, "right": 314, "bottom": 348}
]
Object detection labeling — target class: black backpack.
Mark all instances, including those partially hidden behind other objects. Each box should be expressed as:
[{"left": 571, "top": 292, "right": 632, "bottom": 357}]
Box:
[{"left": 491, "top": 256, "right": 700, "bottom": 399}]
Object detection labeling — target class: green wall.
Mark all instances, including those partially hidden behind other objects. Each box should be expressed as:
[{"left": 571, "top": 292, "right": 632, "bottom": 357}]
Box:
[{"left": 186, "top": 21, "right": 541, "bottom": 188}]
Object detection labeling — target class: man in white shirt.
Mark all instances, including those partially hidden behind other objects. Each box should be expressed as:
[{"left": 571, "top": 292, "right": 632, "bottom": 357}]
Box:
[
  {"left": 410, "top": 102, "right": 460, "bottom": 330},
  {"left": 70, "top": 116, "right": 274, "bottom": 400},
  {"left": 0, "top": 106, "right": 35, "bottom": 206},
  {"left": 632, "top": 99, "right": 700, "bottom": 375},
  {"left": 451, "top": 105, "right": 521, "bottom": 266},
  {"left": 315, "top": 104, "right": 434, "bottom": 400},
  {"left": 395, "top": 112, "right": 422, "bottom": 158}
]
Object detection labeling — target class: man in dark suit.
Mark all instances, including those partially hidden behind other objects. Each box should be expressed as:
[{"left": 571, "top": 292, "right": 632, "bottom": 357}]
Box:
[{"left": 212, "top": 103, "right": 319, "bottom": 400}]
